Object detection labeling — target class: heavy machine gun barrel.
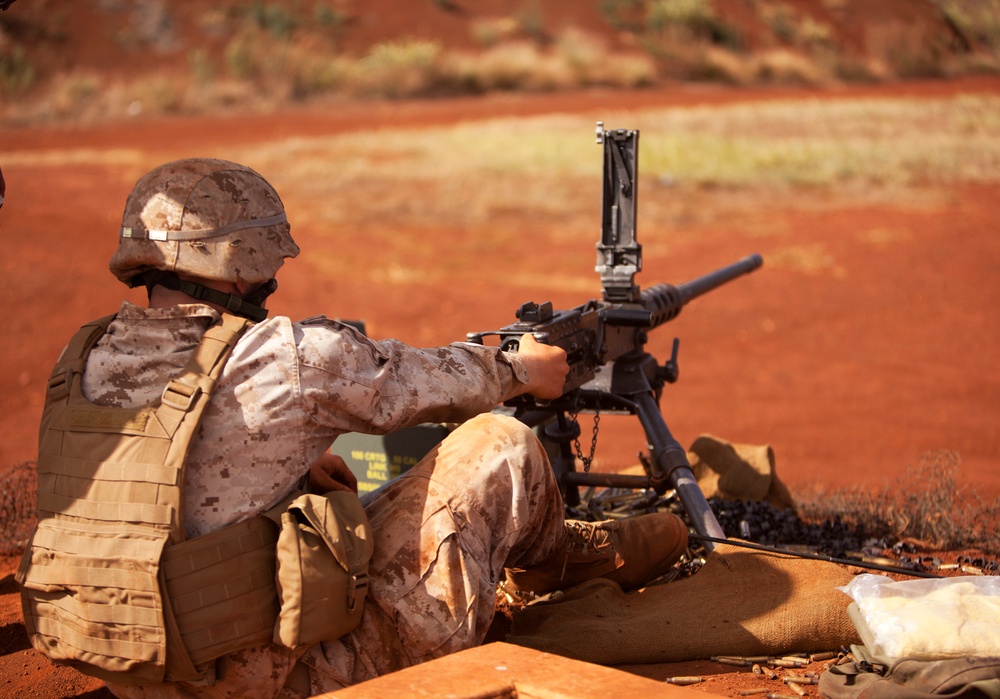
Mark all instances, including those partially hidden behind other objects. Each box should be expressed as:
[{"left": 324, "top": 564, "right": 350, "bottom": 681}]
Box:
[{"left": 641, "top": 254, "right": 764, "bottom": 329}]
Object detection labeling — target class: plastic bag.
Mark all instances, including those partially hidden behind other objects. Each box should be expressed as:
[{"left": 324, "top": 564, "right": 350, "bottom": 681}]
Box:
[{"left": 839, "top": 574, "right": 1000, "bottom": 660}]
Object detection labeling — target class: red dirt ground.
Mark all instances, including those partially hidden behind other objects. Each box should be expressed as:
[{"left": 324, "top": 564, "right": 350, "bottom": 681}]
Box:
[{"left": 1, "top": 77, "right": 999, "bottom": 699}]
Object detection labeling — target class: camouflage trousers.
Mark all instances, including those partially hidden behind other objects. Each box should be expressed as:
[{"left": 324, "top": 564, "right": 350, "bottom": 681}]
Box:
[
  {"left": 295, "top": 412, "right": 566, "bottom": 694},
  {"left": 109, "top": 413, "right": 564, "bottom": 699}
]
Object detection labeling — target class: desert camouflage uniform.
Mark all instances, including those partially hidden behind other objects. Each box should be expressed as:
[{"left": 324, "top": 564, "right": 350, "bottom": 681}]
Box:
[{"left": 85, "top": 301, "right": 565, "bottom": 699}]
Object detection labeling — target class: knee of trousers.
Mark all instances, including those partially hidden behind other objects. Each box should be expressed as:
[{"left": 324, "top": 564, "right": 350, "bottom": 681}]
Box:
[{"left": 448, "top": 413, "right": 555, "bottom": 490}]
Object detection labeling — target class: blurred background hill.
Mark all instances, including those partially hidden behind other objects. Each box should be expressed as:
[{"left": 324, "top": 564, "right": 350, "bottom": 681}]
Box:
[{"left": 2, "top": 0, "right": 1000, "bottom": 125}]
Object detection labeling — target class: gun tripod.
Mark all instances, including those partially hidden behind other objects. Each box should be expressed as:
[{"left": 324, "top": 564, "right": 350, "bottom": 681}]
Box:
[{"left": 518, "top": 341, "right": 727, "bottom": 553}]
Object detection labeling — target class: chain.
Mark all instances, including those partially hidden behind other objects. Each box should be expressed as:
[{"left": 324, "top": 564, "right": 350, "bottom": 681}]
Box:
[{"left": 571, "top": 407, "right": 601, "bottom": 472}]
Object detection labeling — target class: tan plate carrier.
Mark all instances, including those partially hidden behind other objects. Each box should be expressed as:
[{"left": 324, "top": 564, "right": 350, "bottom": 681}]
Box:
[{"left": 17, "top": 313, "right": 282, "bottom": 686}]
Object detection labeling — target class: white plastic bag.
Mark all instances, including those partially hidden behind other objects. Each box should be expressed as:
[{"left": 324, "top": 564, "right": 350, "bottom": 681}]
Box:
[{"left": 839, "top": 574, "right": 1000, "bottom": 660}]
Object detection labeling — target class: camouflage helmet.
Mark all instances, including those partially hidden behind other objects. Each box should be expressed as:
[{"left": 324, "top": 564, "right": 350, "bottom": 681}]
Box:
[{"left": 109, "top": 158, "right": 300, "bottom": 286}]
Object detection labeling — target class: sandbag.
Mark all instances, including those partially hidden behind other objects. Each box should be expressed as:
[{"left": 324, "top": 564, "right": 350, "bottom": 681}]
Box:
[
  {"left": 688, "top": 433, "right": 796, "bottom": 511},
  {"left": 507, "top": 542, "right": 860, "bottom": 665}
]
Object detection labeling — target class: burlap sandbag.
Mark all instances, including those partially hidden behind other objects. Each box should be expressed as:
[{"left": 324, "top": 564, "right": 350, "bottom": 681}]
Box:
[
  {"left": 507, "top": 543, "right": 860, "bottom": 665},
  {"left": 688, "top": 434, "right": 797, "bottom": 511},
  {"left": 619, "top": 434, "right": 796, "bottom": 511}
]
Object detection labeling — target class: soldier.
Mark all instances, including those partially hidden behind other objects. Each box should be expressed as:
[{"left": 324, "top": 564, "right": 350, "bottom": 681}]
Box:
[{"left": 18, "top": 158, "right": 687, "bottom": 698}]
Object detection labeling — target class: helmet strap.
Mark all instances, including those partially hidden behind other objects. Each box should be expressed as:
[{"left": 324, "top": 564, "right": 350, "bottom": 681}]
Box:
[{"left": 134, "top": 270, "right": 273, "bottom": 322}]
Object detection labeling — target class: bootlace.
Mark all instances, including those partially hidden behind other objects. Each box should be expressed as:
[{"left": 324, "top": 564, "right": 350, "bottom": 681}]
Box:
[{"left": 563, "top": 520, "right": 615, "bottom": 554}]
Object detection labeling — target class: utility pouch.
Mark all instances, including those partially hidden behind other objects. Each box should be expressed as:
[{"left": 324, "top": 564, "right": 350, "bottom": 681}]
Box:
[{"left": 271, "top": 491, "right": 373, "bottom": 649}]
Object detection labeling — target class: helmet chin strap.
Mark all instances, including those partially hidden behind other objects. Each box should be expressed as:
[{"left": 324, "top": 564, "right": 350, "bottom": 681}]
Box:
[{"left": 133, "top": 270, "right": 275, "bottom": 322}]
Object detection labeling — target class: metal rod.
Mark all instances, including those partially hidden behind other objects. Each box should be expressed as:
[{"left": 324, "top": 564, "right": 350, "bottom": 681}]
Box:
[
  {"left": 633, "top": 391, "right": 726, "bottom": 550},
  {"left": 689, "top": 534, "right": 942, "bottom": 579}
]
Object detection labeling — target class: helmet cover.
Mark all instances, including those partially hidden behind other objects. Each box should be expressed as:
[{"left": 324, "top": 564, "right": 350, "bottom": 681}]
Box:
[{"left": 109, "top": 158, "right": 300, "bottom": 285}]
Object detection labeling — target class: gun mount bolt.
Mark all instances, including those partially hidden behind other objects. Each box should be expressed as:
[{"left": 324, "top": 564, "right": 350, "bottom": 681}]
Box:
[{"left": 665, "top": 677, "right": 703, "bottom": 686}]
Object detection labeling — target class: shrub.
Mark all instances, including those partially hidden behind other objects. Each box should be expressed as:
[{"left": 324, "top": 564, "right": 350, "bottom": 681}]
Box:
[
  {"left": 800, "top": 451, "right": 1000, "bottom": 555},
  {"left": 352, "top": 40, "right": 446, "bottom": 98},
  {"left": 249, "top": 0, "right": 299, "bottom": 39},
  {"left": 0, "top": 44, "right": 35, "bottom": 99},
  {"left": 938, "top": 0, "right": 1000, "bottom": 54}
]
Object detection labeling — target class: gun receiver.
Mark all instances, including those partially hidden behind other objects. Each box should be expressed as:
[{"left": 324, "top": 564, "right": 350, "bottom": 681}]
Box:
[{"left": 467, "top": 122, "right": 765, "bottom": 551}]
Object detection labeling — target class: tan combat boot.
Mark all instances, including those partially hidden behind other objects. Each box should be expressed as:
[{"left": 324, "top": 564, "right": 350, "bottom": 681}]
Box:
[{"left": 505, "top": 512, "right": 688, "bottom": 595}]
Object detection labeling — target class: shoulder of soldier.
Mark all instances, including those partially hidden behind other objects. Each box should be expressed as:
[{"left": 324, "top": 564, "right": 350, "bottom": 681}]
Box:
[{"left": 298, "top": 315, "right": 368, "bottom": 336}]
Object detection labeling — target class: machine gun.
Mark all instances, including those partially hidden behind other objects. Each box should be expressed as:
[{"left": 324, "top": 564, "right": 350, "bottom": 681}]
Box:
[{"left": 468, "top": 123, "right": 763, "bottom": 551}]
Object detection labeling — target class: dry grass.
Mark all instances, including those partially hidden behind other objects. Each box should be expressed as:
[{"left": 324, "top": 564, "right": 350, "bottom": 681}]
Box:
[
  {"left": 6, "top": 93, "right": 998, "bottom": 232},
  {"left": 799, "top": 451, "right": 1000, "bottom": 556}
]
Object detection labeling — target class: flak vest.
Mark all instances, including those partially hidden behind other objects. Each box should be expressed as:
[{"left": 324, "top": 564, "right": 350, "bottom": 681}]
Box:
[{"left": 16, "top": 313, "right": 281, "bottom": 686}]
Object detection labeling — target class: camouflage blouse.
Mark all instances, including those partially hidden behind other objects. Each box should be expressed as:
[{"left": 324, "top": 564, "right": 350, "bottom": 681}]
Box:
[{"left": 81, "top": 301, "right": 529, "bottom": 537}]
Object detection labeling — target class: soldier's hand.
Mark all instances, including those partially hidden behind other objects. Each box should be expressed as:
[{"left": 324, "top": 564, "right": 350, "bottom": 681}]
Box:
[
  {"left": 308, "top": 452, "right": 358, "bottom": 494},
  {"left": 515, "top": 333, "right": 569, "bottom": 400}
]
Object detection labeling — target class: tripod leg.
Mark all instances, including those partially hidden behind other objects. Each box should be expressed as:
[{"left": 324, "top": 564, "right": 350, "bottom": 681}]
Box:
[{"left": 633, "top": 391, "right": 726, "bottom": 551}]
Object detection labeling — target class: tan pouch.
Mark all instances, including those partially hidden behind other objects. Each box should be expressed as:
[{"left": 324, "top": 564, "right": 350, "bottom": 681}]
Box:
[{"left": 273, "top": 491, "right": 373, "bottom": 649}]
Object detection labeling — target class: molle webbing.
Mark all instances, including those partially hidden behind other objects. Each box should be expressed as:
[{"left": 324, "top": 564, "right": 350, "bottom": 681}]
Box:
[
  {"left": 17, "top": 313, "right": 277, "bottom": 686},
  {"left": 162, "top": 515, "right": 279, "bottom": 667}
]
